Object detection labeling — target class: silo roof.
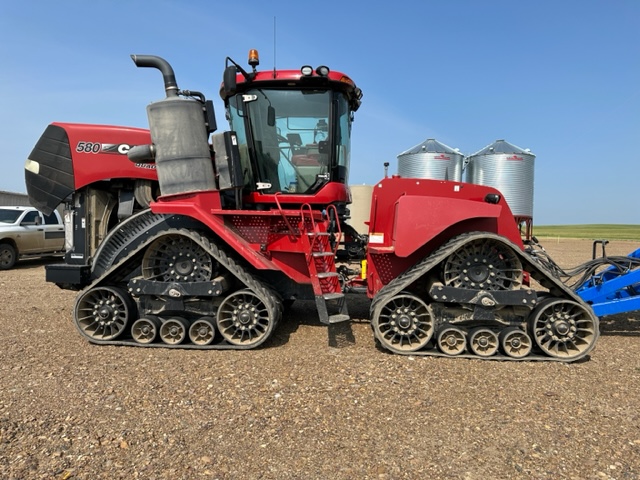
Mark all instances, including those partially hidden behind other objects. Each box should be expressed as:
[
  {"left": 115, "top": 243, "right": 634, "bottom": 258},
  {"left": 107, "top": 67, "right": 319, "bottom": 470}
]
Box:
[
  {"left": 469, "top": 139, "right": 534, "bottom": 157},
  {"left": 398, "top": 138, "right": 460, "bottom": 156}
]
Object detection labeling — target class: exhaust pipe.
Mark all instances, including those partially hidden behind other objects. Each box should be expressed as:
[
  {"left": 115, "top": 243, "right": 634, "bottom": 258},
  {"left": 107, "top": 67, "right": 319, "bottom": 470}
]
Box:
[
  {"left": 130, "top": 54, "right": 178, "bottom": 97},
  {"left": 129, "top": 54, "right": 216, "bottom": 197}
]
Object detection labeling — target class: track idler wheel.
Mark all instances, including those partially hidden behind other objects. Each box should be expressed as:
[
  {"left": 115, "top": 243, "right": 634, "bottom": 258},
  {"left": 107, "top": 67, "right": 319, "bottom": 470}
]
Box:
[
  {"left": 529, "top": 298, "right": 598, "bottom": 360},
  {"left": 468, "top": 328, "right": 499, "bottom": 357},
  {"left": 371, "top": 293, "right": 434, "bottom": 353},
  {"left": 189, "top": 317, "right": 216, "bottom": 346},
  {"left": 74, "top": 286, "right": 134, "bottom": 341},
  {"left": 436, "top": 326, "right": 467, "bottom": 356},
  {"left": 499, "top": 327, "right": 532, "bottom": 359},
  {"left": 216, "top": 289, "right": 276, "bottom": 348},
  {"left": 131, "top": 316, "right": 161, "bottom": 344},
  {"left": 443, "top": 238, "right": 523, "bottom": 291},
  {"left": 160, "top": 317, "right": 189, "bottom": 345}
]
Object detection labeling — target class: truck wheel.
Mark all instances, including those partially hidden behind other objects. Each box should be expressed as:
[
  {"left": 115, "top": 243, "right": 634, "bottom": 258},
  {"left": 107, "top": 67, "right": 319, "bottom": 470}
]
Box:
[{"left": 0, "top": 243, "right": 16, "bottom": 270}]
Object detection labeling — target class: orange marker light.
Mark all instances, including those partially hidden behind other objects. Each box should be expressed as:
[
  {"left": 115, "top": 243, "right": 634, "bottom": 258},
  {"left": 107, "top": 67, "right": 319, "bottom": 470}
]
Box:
[{"left": 248, "top": 49, "right": 260, "bottom": 68}]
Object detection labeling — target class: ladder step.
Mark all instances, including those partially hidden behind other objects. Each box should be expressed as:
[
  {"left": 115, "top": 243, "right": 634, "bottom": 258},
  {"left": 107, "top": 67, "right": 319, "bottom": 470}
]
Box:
[
  {"left": 323, "top": 292, "right": 344, "bottom": 301},
  {"left": 307, "top": 232, "right": 331, "bottom": 236},
  {"left": 328, "top": 314, "right": 351, "bottom": 324},
  {"left": 312, "top": 252, "right": 334, "bottom": 257},
  {"left": 317, "top": 272, "right": 339, "bottom": 279}
]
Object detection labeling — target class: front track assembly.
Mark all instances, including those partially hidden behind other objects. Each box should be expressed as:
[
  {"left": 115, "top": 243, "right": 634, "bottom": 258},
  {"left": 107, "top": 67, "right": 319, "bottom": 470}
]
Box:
[
  {"left": 73, "top": 224, "right": 282, "bottom": 350},
  {"left": 370, "top": 232, "right": 599, "bottom": 362}
]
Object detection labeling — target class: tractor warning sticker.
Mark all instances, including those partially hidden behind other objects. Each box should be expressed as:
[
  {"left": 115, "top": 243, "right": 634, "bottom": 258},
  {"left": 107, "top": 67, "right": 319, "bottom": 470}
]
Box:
[{"left": 369, "top": 233, "right": 384, "bottom": 244}]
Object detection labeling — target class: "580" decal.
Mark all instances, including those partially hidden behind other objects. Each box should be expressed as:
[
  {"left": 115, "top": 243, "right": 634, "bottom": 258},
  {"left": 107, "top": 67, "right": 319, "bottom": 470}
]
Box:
[{"left": 75, "top": 142, "right": 133, "bottom": 155}]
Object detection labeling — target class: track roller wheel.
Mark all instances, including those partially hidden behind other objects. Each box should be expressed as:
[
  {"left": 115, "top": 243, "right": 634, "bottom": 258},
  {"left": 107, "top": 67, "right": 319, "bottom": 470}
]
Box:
[
  {"left": 499, "top": 327, "right": 532, "bottom": 359},
  {"left": 371, "top": 293, "right": 434, "bottom": 353},
  {"left": 160, "top": 317, "right": 189, "bottom": 345},
  {"left": 436, "top": 326, "right": 467, "bottom": 356},
  {"left": 443, "top": 238, "right": 523, "bottom": 291},
  {"left": 74, "top": 286, "right": 134, "bottom": 341},
  {"left": 529, "top": 298, "right": 598, "bottom": 360},
  {"left": 189, "top": 317, "right": 216, "bottom": 346},
  {"left": 216, "top": 289, "right": 275, "bottom": 347},
  {"left": 131, "top": 317, "right": 161, "bottom": 344},
  {"left": 468, "top": 328, "right": 499, "bottom": 357}
]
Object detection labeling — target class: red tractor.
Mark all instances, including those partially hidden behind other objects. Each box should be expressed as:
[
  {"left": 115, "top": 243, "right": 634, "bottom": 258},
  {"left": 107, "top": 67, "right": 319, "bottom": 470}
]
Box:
[{"left": 25, "top": 50, "right": 598, "bottom": 361}]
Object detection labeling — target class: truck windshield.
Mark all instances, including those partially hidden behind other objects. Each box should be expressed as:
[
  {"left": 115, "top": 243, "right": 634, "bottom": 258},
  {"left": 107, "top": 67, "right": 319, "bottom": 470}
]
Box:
[
  {"left": 0, "top": 209, "right": 21, "bottom": 223},
  {"left": 227, "top": 88, "right": 352, "bottom": 194}
]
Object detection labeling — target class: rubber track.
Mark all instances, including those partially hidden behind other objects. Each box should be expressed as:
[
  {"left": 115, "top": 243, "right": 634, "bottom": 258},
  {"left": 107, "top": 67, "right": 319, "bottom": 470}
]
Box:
[
  {"left": 369, "top": 231, "right": 599, "bottom": 362},
  {"left": 75, "top": 226, "right": 282, "bottom": 350},
  {"left": 92, "top": 209, "right": 175, "bottom": 278}
]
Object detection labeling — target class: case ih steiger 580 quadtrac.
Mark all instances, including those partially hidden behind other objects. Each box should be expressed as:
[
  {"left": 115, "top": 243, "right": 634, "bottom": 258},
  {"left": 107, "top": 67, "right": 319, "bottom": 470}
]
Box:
[{"left": 25, "top": 50, "right": 604, "bottom": 361}]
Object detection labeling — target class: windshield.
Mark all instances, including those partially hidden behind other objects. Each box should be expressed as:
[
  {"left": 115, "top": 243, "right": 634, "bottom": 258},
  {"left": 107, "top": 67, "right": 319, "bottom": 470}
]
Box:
[
  {"left": 0, "top": 209, "right": 21, "bottom": 223},
  {"left": 227, "top": 88, "right": 352, "bottom": 194}
]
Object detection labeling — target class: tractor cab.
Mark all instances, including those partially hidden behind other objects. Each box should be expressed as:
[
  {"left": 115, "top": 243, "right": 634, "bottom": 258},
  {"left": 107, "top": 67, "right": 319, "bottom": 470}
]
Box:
[{"left": 220, "top": 50, "right": 362, "bottom": 209}]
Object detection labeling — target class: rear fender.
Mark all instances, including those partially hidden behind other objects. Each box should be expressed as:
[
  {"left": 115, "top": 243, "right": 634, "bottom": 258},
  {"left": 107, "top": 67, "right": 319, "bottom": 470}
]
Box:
[
  {"left": 367, "top": 178, "right": 524, "bottom": 259},
  {"left": 392, "top": 195, "right": 514, "bottom": 257}
]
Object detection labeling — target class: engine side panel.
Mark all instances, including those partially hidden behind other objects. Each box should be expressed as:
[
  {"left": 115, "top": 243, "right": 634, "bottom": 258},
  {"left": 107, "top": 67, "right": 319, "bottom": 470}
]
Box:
[{"left": 25, "top": 123, "right": 157, "bottom": 214}]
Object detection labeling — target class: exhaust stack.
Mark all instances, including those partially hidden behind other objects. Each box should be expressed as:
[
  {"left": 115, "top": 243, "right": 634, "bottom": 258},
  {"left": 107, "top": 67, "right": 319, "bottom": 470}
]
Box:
[
  {"left": 130, "top": 54, "right": 179, "bottom": 97},
  {"left": 130, "top": 54, "right": 216, "bottom": 197}
]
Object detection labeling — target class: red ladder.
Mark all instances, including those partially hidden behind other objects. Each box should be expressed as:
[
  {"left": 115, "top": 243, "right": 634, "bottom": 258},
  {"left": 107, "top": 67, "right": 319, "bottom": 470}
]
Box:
[{"left": 299, "top": 204, "right": 350, "bottom": 325}]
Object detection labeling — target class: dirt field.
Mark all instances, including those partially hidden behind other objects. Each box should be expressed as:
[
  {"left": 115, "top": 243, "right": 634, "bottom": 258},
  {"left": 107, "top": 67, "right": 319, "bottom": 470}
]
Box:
[{"left": 1, "top": 239, "right": 639, "bottom": 479}]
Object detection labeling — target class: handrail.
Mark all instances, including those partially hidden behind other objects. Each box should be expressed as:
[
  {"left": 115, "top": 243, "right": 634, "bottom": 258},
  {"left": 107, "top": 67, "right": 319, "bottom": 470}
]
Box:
[
  {"left": 327, "top": 204, "right": 342, "bottom": 255},
  {"left": 300, "top": 203, "right": 316, "bottom": 234},
  {"left": 273, "top": 192, "right": 296, "bottom": 237}
]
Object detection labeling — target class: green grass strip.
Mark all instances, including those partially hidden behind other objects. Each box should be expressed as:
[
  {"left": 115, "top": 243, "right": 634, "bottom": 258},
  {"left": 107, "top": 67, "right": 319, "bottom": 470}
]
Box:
[{"left": 532, "top": 225, "right": 640, "bottom": 240}]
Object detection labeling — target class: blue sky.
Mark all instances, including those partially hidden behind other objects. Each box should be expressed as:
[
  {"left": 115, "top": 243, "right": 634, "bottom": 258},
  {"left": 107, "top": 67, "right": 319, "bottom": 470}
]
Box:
[{"left": 1, "top": 1, "right": 638, "bottom": 225}]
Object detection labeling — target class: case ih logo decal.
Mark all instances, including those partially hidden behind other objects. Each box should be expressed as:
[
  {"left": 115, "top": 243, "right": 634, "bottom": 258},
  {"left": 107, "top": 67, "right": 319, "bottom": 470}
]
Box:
[
  {"left": 75, "top": 142, "right": 133, "bottom": 155},
  {"left": 433, "top": 154, "right": 451, "bottom": 160},
  {"left": 75, "top": 141, "right": 155, "bottom": 169},
  {"left": 506, "top": 155, "right": 524, "bottom": 161}
]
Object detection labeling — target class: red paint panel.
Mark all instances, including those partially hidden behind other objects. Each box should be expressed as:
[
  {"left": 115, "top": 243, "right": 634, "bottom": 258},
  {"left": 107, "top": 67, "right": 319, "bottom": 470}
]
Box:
[
  {"left": 393, "top": 196, "right": 501, "bottom": 257},
  {"left": 54, "top": 122, "right": 156, "bottom": 188}
]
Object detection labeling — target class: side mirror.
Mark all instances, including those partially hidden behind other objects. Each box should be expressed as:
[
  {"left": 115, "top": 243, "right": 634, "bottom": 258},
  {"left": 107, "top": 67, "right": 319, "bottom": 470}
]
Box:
[{"left": 223, "top": 66, "right": 237, "bottom": 97}]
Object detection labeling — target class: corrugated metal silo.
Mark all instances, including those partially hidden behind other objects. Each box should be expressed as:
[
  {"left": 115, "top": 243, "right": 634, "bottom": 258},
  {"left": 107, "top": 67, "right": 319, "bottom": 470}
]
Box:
[
  {"left": 465, "top": 140, "right": 536, "bottom": 219},
  {"left": 397, "top": 139, "right": 464, "bottom": 181}
]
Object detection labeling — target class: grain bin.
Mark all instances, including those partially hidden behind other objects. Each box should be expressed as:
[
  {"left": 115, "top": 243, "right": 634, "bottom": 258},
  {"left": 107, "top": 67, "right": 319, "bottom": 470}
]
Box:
[
  {"left": 348, "top": 184, "right": 374, "bottom": 235},
  {"left": 397, "top": 139, "right": 464, "bottom": 181},
  {"left": 465, "top": 139, "right": 535, "bottom": 220}
]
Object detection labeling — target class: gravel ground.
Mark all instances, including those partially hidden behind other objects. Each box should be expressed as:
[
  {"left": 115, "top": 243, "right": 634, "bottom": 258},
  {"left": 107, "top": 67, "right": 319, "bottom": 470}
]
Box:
[{"left": 1, "top": 238, "right": 640, "bottom": 479}]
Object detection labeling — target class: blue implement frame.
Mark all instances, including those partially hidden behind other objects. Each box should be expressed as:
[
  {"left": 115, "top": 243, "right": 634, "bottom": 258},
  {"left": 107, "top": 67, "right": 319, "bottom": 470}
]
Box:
[{"left": 575, "top": 246, "right": 640, "bottom": 317}]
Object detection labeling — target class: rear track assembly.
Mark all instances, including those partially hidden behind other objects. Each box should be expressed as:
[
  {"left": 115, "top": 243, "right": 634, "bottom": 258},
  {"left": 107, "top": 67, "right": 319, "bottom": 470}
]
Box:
[{"left": 370, "top": 232, "right": 599, "bottom": 362}]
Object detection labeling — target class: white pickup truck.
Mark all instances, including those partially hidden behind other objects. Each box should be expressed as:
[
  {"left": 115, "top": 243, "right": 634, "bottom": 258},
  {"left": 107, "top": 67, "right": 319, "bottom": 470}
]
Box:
[{"left": 0, "top": 206, "right": 65, "bottom": 270}]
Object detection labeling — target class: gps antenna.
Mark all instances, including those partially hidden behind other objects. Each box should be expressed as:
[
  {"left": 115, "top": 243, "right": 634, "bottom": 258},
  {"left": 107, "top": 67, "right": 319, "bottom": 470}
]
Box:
[{"left": 273, "top": 16, "right": 277, "bottom": 79}]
